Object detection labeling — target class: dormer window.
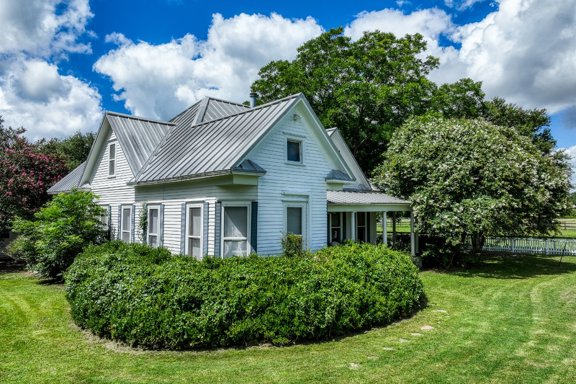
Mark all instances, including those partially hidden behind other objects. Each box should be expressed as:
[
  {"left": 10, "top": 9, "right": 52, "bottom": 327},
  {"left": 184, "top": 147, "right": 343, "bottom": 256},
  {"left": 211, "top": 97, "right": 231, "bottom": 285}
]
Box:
[
  {"left": 287, "top": 139, "right": 302, "bottom": 163},
  {"left": 108, "top": 143, "right": 116, "bottom": 176}
]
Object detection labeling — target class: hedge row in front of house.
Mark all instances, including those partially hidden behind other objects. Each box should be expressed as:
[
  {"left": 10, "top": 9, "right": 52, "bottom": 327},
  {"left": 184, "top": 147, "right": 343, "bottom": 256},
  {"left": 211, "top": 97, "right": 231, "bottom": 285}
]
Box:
[{"left": 65, "top": 241, "right": 426, "bottom": 350}]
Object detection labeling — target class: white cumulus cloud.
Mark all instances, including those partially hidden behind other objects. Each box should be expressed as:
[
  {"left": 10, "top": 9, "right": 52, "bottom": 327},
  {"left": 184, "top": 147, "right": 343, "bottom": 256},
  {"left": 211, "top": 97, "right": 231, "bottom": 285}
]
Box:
[
  {"left": 0, "top": 0, "right": 93, "bottom": 57},
  {"left": 94, "top": 13, "right": 323, "bottom": 120},
  {"left": 343, "top": 0, "right": 576, "bottom": 118},
  {"left": 343, "top": 8, "right": 468, "bottom": 86},
  {"left": 453, "top": 0, "right": 576, "bottom": 113},
  {"left": 0, "top": 0, "right": 102, "bottom": 139},
  {"left": 0, "top": 59, "right": 102, "bottom": 139}
]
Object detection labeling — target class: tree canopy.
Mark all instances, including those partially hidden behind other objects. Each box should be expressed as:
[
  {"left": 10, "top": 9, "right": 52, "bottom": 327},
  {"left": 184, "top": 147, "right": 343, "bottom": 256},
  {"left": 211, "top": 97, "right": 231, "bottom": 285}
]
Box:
[
  {"left": 373, "top": 116, "right": 571, "bottom": 254},
  {"left": 0, "top": 117, "right": 68, "bottom": 234},
  {"left": 10, "top": 190, "right": 107, "bottom": 280},
  {"left": 252, "top": 28, "right": 555, "bottom": 173},
  {"left": 252, "top": 28, "right": 439, "bottom": 173},
  {"left": 39, "top": 131, "right": 95, "bottom": 170}
]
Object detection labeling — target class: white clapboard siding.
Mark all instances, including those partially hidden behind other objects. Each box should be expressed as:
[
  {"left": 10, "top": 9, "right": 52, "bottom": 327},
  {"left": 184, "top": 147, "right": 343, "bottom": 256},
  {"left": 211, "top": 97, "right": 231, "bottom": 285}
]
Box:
[
  {"left": 90, "top": 131, "right": 136, "bottom": 240},
  {"left": 135, "top": 181, "right": 257, "bottom": 255},
  {"left": 249, "top": 103, "right": 342, "bottom": 255}
]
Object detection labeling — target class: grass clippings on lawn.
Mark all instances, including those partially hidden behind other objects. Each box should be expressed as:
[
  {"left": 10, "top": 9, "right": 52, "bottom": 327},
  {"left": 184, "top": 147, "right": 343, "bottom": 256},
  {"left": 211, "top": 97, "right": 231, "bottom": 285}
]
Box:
[{"left": 1, "top": 254, "right": 575, "bottom": 383}]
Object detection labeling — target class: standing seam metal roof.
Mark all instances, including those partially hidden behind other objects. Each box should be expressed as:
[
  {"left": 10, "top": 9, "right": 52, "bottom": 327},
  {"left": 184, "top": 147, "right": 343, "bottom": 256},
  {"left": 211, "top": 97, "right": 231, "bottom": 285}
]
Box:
[
  {"left": 47, "top": 161, "right": 86, "bottom": 194},
  {"left": 134, "top": 94, "right": 300, "bottom": 183},
  {"left": 169, "top": 97, "right": 249, "bottom": 128},
  {"left": 327, "top": 190, "right": 410, "bottom": 205},
  {"left": 106, "top": 112, "right": 175, "bottom": 174}
]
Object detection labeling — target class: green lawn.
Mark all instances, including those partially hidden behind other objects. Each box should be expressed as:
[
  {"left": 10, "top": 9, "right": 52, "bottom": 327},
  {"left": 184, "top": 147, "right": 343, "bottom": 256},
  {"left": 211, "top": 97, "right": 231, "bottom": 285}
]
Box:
[{"left": 1, "top": 255, "right": 576, "bottom": 383}]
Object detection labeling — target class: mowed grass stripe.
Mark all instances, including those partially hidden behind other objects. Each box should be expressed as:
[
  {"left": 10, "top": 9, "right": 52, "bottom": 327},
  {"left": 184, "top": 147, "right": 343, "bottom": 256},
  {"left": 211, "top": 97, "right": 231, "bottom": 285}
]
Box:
[{"left": 0, "top": 256, "right": 575, "bottom": 383}]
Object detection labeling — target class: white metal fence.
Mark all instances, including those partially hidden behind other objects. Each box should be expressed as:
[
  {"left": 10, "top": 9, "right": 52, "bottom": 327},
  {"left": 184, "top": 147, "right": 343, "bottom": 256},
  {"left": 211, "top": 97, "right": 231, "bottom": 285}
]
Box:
[{"left": 480, "top": 237, "right": 576, "bottom": 256}]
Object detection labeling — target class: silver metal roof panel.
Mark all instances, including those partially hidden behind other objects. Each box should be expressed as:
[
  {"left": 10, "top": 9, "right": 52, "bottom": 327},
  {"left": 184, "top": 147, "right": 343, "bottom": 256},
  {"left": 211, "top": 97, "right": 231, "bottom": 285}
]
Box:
[
  {"left": 134, "top": 94, "right": 300, "bottom": 184},
  {"left": 170, "top": 97, "right": 249, "bottom": 128},
  {"left": 106, "top": 112, "right": 174, "bottom": 174},
  {"left": 47, "top": 161, "right": 86, "bottom": 194},
  {"left": 327, "top": 190, "right": 410, "bottom": 205}
]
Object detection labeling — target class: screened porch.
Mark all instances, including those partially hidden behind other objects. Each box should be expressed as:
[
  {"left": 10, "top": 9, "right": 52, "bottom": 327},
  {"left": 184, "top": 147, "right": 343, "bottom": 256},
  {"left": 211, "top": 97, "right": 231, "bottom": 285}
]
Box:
[{"left": 327, "top": 190, "right": 417, "bottom": 257}]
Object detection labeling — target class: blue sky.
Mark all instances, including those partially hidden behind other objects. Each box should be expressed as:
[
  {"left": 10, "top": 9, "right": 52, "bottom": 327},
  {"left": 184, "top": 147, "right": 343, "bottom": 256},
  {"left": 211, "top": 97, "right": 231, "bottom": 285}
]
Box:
[{"left": 0, "top": 0, "right": 575, "bottom": 177}]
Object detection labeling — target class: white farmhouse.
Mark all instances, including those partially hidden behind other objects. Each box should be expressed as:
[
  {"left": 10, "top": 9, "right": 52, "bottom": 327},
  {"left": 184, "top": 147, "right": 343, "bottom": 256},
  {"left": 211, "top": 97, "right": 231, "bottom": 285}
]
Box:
[{"left": 49, "top": 94, "right": 414, "bottom": 257}]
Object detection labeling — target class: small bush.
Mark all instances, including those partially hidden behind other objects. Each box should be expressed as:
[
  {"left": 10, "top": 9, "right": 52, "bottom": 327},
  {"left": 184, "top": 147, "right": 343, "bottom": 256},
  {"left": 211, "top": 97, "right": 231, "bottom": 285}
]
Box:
[
  {"left": 65, "top": 242, "right": 426, "bottom": 350},
  {"left": 281, "top": 233, "right": 304, "bottom": 257},
  {"left": 9, "top": 190, "right": 108, "bottom": 281}
]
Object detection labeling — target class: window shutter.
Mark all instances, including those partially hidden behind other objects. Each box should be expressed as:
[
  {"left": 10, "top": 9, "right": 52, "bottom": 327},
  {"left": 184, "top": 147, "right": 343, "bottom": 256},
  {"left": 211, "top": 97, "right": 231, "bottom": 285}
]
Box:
[
  {"left": 131, "top": 204, "right": 135, "bottom": 243},
  {"left": 251, "top": 201, "right": 258, "bottom": 254},
  {"left": 214, "top": 202, "right": 222, "bottom": 257},
  {"left": 203, "top": 202, "right": 209, "bottom": 257},
  {"left": 141, "top": 203, "right": 147, "bottom": 245},
  {"left": 159, "top": 204, "right": 165, "bottom": 247},
  {"left": 180, "top": 203, "right": 186, "bottom": 255}
]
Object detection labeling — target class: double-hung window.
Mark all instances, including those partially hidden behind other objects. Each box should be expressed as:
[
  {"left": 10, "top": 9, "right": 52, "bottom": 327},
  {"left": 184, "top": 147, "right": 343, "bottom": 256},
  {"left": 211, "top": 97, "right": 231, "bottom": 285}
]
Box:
[
  {"left": 147, "top": 205, "right": 160, "bottom": 247},
  {"left": 186, "top": 205, "right": 203, "bottom": 259},
  {"left": 222, "top": 204, "right": 250, "bottom": 258},
  {"left": 120, "top": 205, "right": 132, "bottom": 243},
  {"left": 108, "top": 143, "right": 116, "bottom": 176}
]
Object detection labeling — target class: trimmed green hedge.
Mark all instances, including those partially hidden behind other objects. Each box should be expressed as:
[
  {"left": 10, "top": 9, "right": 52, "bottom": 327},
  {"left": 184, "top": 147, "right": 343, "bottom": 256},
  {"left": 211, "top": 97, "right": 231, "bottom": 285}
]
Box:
[{"left": 65, "top": 241, "right": 426, "bottom": 350}]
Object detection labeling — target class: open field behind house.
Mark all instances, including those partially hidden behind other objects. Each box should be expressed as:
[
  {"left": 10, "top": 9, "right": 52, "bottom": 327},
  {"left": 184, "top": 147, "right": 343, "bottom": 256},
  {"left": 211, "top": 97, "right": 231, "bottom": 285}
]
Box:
[{"left": 378, "top": 217, "right": 576, "bottom": 238}]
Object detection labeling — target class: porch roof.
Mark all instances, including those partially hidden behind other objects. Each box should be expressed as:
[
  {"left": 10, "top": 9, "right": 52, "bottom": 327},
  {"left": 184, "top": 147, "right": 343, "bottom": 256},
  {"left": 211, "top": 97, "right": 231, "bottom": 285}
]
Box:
[{"left": 327, "top": 190, "right": 411, "bottom": 212}]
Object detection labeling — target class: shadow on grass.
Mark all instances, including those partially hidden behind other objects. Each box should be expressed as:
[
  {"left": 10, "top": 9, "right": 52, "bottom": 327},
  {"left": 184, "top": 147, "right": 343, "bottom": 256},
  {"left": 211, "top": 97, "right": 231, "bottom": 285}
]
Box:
[{"left": 450, "top": 253, "right": 576, "bottom": 279}]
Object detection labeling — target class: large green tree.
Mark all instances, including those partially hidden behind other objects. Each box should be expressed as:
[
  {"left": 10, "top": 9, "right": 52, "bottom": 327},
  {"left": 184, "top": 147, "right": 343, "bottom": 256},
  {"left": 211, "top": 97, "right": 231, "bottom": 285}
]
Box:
[
  {"left": 252, "top": 28, "right": 439, "bottom": 173},
  {"left": 252, "top": 29, "right": 555, "bottom": 172},
  {"left": 0, "top": 117, "right": 68, "bottom": 234},
  {"left": 39, "top": 131, "right": 95, "bottom": 171},
  {"left": 373, "top": 116, "right": 571, "bottom": 255}
]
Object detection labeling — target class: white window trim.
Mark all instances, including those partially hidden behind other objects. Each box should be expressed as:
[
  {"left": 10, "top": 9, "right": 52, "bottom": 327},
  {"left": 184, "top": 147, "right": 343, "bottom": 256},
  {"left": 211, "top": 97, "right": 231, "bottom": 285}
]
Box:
[
  {"left": 329, "top": 212, "right": 343, "bottom": 243},
  {"left": 120, "top": 205, "right": 132, "bottom": 243},
  {"left": 185, "top": 203, "right": 204, "bottom": 258},
  {"left": 356, "top": 212, "right": 368, "bottom": 242},
  {"left": 286, "top": 138, "right": 303, "bottom": 164},
  {"left": 284, "top": 201, "right": 308, "bottom": 248},
  {"left": 147, "top": 204, "right": 161, "bottom": 247},
  {"left": 221, "top": 202, "right": 251, "bottom": 258},
  {"left": 108, "top": 142, "right": 116, "bottom": 177}
]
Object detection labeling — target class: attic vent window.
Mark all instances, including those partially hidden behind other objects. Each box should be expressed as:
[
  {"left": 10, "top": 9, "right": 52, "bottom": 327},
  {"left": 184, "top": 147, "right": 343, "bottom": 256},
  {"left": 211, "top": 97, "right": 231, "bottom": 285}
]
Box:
[
  {"left": 287, "top": 139, "right": 302, "bottom": 163},
  {"left": 108, "top": 143, "right": 116, "bottom": 176}
]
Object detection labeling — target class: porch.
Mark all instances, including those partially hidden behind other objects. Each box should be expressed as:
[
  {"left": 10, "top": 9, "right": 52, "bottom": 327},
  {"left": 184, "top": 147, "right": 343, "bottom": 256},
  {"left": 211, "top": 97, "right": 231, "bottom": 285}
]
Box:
[{"left": 327, "top": 190, "right": 417, "bottom": 257}]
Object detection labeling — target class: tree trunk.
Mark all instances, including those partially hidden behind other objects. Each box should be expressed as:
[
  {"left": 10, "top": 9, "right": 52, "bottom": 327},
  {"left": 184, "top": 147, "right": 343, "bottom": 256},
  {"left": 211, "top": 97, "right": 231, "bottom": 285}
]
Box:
[{"left": 471, "top": 234, "right": 485, "bottom": 254}]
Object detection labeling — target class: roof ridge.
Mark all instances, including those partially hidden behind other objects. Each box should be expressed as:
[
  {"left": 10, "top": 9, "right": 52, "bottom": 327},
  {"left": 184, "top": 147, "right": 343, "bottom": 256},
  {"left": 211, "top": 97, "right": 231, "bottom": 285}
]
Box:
[
  {"left": 106, "top": 111, "right": 175, "bottom": 126},
  {"left": 134, "top": 93, "right": 302, "bottom": 184},
  {"left": 168, "top": 99, "right": 203, "bottom": 122},
  {"left": 189, "top": 93, "right": 302, "bottom": 129},
  {"left": 192, "top": 97, "right": 210, "bottom": 125},
  {"left": 131, "top": 120, "right": 179, "bottom": 182},
  {"left": 204, "top": 96, "right": 250, "bottom": 108}
]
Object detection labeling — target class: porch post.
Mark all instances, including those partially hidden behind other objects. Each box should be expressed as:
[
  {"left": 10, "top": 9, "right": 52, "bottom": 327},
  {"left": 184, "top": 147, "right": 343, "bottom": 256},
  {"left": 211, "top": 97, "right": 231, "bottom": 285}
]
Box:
[
  {"left": 410, "top": 211, "right": 415, "bottom": 257},
  {"left": 392, "top": 212, "right": 397, "bottom": 247},
  {"left": 350, "top": 211, "right": 356, "bottom": 241},
  {"left": 382, "top": 211, "right": 387, "bottom": 246}
]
